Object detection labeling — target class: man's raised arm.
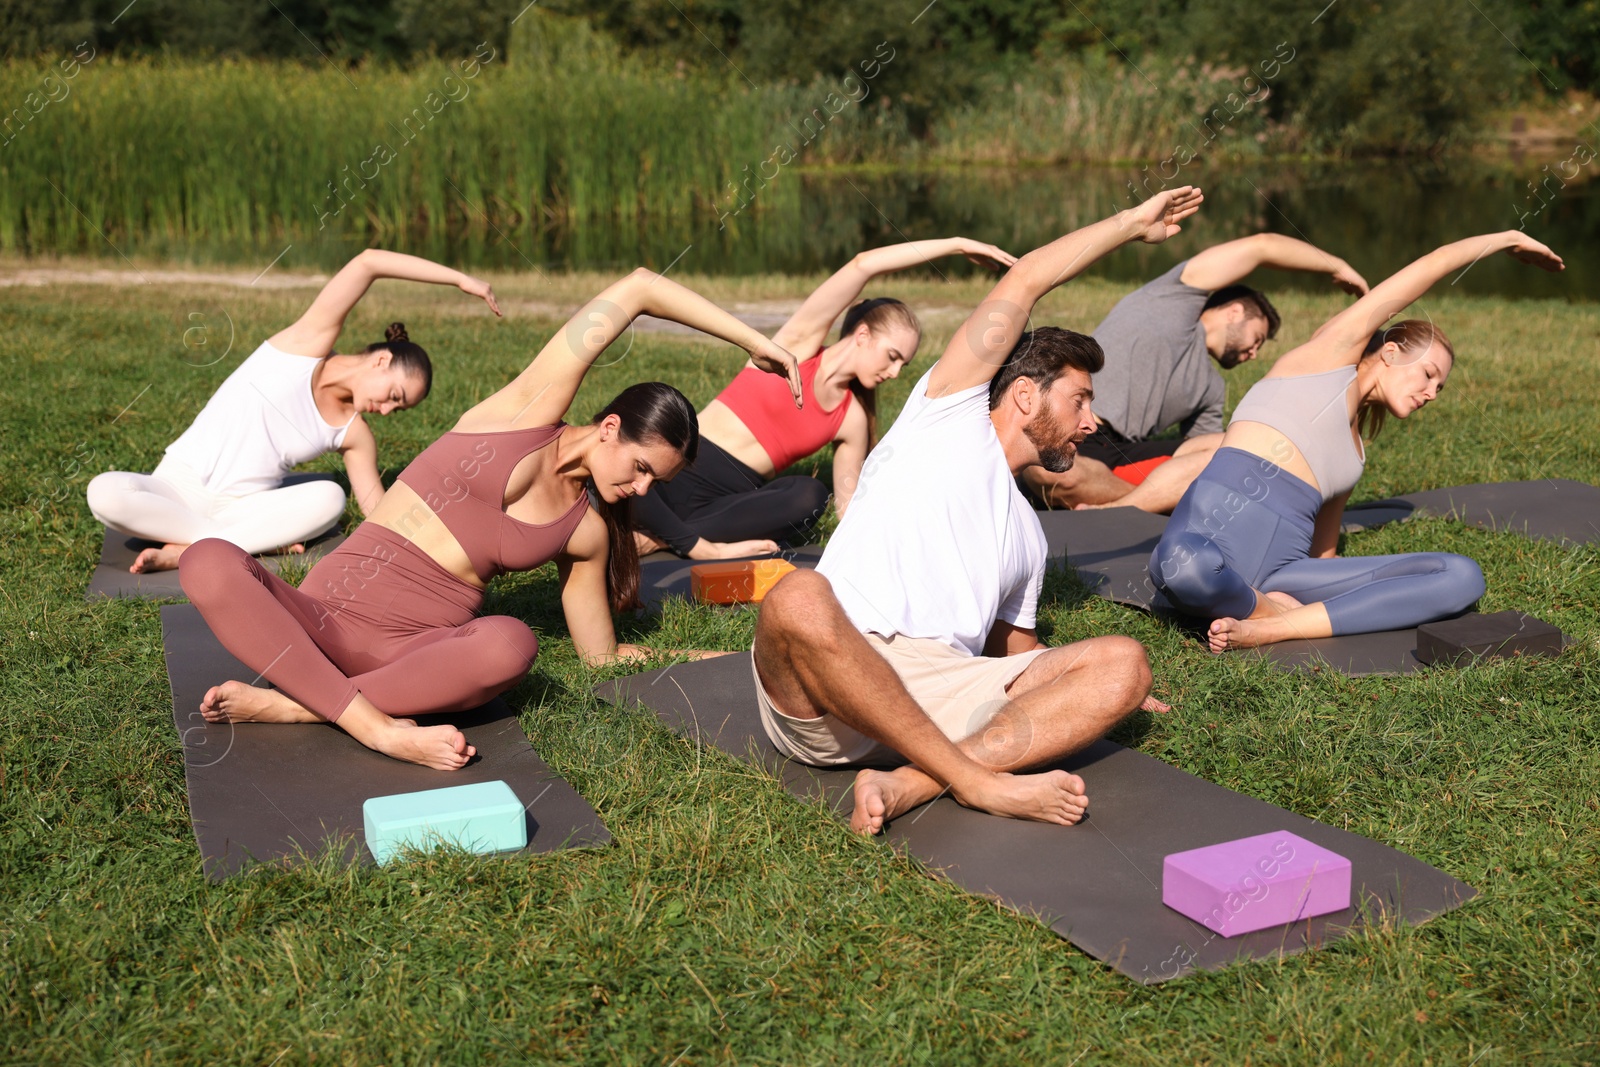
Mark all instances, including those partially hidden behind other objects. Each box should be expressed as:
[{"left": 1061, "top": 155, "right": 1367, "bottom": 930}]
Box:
[
  {"left": 927, "top": 187, "right": 1205, "bottom": 398},
  {"left": 1179, "top": 232, "right": 1368, "bottom": 295}
]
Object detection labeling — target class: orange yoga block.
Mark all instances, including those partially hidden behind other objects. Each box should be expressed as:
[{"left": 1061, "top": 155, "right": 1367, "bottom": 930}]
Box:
[{"left": 690, "top": 559, "right": 797, "bottom": 604}]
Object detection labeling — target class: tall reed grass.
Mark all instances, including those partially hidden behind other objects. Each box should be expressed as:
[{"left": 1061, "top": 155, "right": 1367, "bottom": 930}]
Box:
[{"left": 0, "top": 12, "right": 912, "bottom": 255}]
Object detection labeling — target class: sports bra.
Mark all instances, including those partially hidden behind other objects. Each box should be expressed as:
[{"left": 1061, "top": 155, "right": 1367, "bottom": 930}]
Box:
[
  {"left": 715, "top": 354, "right": 852, "bottom": 473},
  {"left": 394, "top": 423, "right": 589, "bottom": 583},
  {"left": 1229, "top": 365, "right": 1366, "bottom": 501}
]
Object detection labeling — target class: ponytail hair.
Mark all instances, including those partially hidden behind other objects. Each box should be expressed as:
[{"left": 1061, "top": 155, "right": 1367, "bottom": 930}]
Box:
[
  {"left": 362, "top": 322, "right": 433, "bottom": 398},
  {"left": 1358, "top": 319, "right": 1455, "bottom": 441},
  {"left": 588, "top": 382, "right": 700, "bottom": 612},
  {"left": 839, "top": 297, "right": 920, "bottom": 448}
]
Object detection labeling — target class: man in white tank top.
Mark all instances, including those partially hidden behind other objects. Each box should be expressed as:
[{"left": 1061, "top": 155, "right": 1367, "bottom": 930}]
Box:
[{"left": 751, "top": 190, "right": 1202, "bottom": 835}]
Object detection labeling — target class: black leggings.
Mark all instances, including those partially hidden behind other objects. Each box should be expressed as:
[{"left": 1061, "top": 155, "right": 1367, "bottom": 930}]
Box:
[{"left": 631, "top": 439, "right": 830, "bottom": 556}]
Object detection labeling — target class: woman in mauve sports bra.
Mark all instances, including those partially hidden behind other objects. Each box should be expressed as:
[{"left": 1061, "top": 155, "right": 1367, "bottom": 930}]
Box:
[
  {"left": 1149, "top": 230, "right": 1564, "bottom": 651},
  {"left": 87, "top": 249, "right": 501, "bottom": 573},
  {"left": 178, "top": 268, "right": 801, "bottom": 771},
  {"left": 632, "top": 237, "right": 1016, "bottom": 559}
]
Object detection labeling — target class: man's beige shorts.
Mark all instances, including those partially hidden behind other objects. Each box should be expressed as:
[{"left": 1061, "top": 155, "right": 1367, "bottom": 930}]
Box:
[{"left": 752, "top": 632, "right": 1047, "bottom": 767}]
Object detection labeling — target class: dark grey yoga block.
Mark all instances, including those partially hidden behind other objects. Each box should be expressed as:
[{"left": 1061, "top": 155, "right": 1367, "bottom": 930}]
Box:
[{"left": 1415, "top": 611, "right": 1565, "bottom": 668}]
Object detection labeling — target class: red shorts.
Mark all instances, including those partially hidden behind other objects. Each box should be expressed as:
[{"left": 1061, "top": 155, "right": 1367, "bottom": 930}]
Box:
[{"left": 1112, "top": 455, "right": 1173, "bottom": 486}]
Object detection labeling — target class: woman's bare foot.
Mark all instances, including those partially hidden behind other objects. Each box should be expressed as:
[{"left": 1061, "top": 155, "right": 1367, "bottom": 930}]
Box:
[
  {"left": 689, "top": 538, "right": 781, "bottom": 560},
  {"left": 1208, "top": 602, "right": 1332, "bottom": 652},
  {"left": 130, "top": 543, "right": 187, "bottom": 573},
  {"left": 1262, "top": 591, "right": 1304, "bottom": 611},
  {"left": 851, "top": 767, "right": 946, "bottom": 834},
  {"left": 369, "top": 722, "right": 475, "bottom": 772},
  {"left": 633, "top": 530, "right": 667, "bottom": 555},
  {"left": 960, "top": 769, "right": 1090, "bottom": 826},
  {"left": 199, "top": 680, "right": 322, "bottom": 723}
]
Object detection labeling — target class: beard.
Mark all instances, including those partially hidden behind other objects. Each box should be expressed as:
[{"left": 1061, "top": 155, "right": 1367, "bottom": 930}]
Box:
[
  {"left": 1215, "top": 322, "right": 1251, "bottom": 370},
  {"left": 1024, "top": 404, "right": 1077, "bottom": 474}
]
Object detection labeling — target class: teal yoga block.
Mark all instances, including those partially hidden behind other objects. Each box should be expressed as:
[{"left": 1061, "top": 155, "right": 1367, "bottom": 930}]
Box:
[{"left": 363, "top": 780, "right": 526, "bottom": 864}]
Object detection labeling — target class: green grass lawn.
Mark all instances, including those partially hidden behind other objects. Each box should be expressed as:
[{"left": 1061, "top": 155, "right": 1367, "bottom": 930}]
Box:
[{"left": 2, "top": 272, "right": 1597, "bottom": 1065}]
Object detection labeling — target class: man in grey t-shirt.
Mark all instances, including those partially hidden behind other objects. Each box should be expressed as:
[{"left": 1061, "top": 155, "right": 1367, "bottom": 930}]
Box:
[{"left": 1023, "top": 233, "right": 1368, "bottom": 513}]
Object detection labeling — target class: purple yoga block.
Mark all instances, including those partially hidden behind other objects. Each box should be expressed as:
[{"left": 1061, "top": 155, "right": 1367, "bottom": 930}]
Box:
[{"left": 1162, "top": 830, "right": 1352, "bottom": 937}]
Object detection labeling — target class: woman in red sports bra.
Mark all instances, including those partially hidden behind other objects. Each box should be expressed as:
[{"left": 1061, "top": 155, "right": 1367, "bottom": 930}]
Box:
[
  {"left": 178, "top": 268, "right": 801, "bottom": 771},
  {"left": 632, "top": 237, "right": 1017, "bottom": 559}
]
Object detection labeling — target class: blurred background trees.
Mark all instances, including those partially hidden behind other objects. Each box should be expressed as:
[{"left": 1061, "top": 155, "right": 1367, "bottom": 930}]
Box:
[{"left": 1, "top": 0, "right": 1593, "bottom": 154}]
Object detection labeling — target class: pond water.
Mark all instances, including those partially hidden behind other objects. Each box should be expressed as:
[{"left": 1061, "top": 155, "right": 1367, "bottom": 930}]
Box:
[{"left": 97, "top": 158, "right": 1600, "bottom": 300}]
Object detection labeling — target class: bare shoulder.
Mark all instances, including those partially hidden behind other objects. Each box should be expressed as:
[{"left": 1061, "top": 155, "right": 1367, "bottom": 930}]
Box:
[{"left": 562, "top": 504, "right": 610, "bottom": 562}]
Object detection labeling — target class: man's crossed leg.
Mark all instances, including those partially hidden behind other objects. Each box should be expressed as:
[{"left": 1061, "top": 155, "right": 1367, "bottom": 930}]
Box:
[{"left": 753, "top": 570, "right": 1155, "bottom": 834}]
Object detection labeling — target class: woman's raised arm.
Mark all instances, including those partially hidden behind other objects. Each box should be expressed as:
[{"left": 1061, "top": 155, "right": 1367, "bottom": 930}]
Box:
[
  {"left": 269, "top": 249, "right": 501, "bottom": 359},
  {"left": 771, "top": 238, "right": 1017, "bottom": 359},
  {"left": 466, "top": 268, "right": 802, "bottom": 431},
  {"left": 1281, "top": 231, "right": 1564, "bottom": 376}
]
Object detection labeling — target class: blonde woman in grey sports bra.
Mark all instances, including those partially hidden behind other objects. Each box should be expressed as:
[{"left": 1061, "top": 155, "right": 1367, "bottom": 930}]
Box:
[{"left": 1149, "top": 230, "right": 1564, "bottom": 651}]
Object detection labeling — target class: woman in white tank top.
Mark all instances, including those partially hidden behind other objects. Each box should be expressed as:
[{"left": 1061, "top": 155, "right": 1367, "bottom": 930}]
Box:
[{"left": 86, "top": 249, "right": 501, "bottom": 572}]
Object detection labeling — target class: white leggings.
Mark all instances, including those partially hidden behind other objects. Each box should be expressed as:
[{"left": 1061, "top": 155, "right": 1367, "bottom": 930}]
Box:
[{"left": 87, "top": 457, "right": 346, "bottom": 555}]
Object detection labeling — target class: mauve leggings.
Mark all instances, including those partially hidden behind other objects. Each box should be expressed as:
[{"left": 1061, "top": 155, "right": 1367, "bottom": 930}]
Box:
[{"left": 178, "top": 524, "right": 539, "bottom": 721}]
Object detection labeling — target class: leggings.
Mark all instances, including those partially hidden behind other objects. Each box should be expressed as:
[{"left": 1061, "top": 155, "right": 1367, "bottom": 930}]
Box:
[
  {"left": 88, "top": 457, "right": 345, "bottom": 554},
  {"left": 1148, "top": 447, "right": 1485, "bottom": 635},
  {"left": 178, "top": 524, "right": 538, "bottom": 722},
  {"left": 630, "top": 438, "right": 831, "bottom": 556}
]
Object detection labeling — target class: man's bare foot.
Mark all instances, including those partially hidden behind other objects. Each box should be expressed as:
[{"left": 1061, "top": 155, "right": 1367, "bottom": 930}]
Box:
[
  {"left": 130, "top": 543, "right": 186, "bottom": 573},
  {"left": 960, "top": 769, "right": 1090, "bottom": 826},
  {"left": 199, "top": 680, "right": 322, "bottom": 723},
  {"left": 369, "top": 722, "right": 476, "bottom": 771},
  {"left": 851, "top": 767, "right": 944, "bottom": 835}
]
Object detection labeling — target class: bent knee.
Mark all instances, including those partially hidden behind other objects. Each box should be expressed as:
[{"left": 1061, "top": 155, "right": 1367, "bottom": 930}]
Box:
[
  {"left": 85, "top": 471, "right": 133, "bottom": 523},
  {"left": 1099, "top": 635, "right": 1153, "bottom": 697},
  {"left": 1446, "top": 554, "right": 1486, "bottom": 609},
  {"left": 756, "top": 569, "right": 846, "bottom": 649},
  {"left": 178, "top": 537, "right": 253, "bottom": 603},
  {"left": 1150, "top": 531, "right": 1229, "bottom": 603},
  {"left": 474, "top": 617, "right": 539, "bottom": 680}
]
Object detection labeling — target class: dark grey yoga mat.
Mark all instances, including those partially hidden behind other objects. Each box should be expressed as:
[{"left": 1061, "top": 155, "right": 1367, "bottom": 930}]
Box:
[
  {"left": 1339, "top": 479, "right": 1600, "bottom": 544},
  {"left": 636, "top": 545, "right": 824, "bottom": 610},
  {"left": 87, "top": 526, "right": 347, "bottom": 601},
  {"left": 162, "top": 604, "right": 611, "bottom": 880},
  {"left": 594, "top": 654, "right": 1477, "bottom": 984},
  {"left": 1038, "top": 507, "right": 1168, "bottom": 609}
]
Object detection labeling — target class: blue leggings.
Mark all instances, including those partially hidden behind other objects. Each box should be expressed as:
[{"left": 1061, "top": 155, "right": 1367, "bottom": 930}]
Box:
[{"left": 1148, "top": 448, "right": 1485, "bottom": 635}]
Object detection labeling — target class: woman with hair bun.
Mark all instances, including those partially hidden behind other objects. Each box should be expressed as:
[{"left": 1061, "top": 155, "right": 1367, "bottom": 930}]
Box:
[
  {"left": 632, "top": 237, "right": 1016, "bottom": 559},
  {"left": 1148, "top": 231, "right": 1565, "bottom": 651},
  {"left": 178, "top": 268, "right": 800, "bottom": 770},
  {"left": 87, "top": 249, "right": 501, "bottom": 572}
]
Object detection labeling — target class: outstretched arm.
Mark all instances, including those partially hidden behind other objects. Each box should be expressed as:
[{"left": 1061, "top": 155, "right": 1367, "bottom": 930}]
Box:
[
  {"left": 1278, "top": 231, "right": 1564, "bottom": 376},
  {"left": 338, "top": 417, "right": 386, "bottom": 516},
  {"left": 463, "top": 268, "right": 801, "bottom": 431},
  {"left": 928, "top": 187, "right": 1205, "bottom": 397},
  {"left": 1180, "top": 233, "right": 1368, "bottom": 295},
  {"left": 269, "top": 249, "right": 500, "bottom": 358},
  {"left": 772, "top": 238, "right": 1017, "bottom": 359}
]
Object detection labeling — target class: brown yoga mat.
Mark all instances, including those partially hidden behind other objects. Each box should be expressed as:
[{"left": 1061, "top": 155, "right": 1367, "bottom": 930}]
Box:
[
  {"left": 86, "top": 526, "right": 347, "bottom": 601},
  {"left": 594, "top": 654, "right": 1477, "bottom": 984},
  {"left": 162, "top": 604, "right": 611, "bottom": 880}
]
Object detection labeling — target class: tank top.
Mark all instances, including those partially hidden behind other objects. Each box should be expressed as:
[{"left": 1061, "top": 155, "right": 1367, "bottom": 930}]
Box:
[
  {"left": 164, "top": 340, "right": 353, "bottom": 496},
  {"left": 1228, "top": 365, "right": 1366, "bottom": 501},
  {"left": 715, "top": 354, "right": 852, "bottom": 473},
  {"left": 394, "top": 423, "right": 590, "bottom": 583}
]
